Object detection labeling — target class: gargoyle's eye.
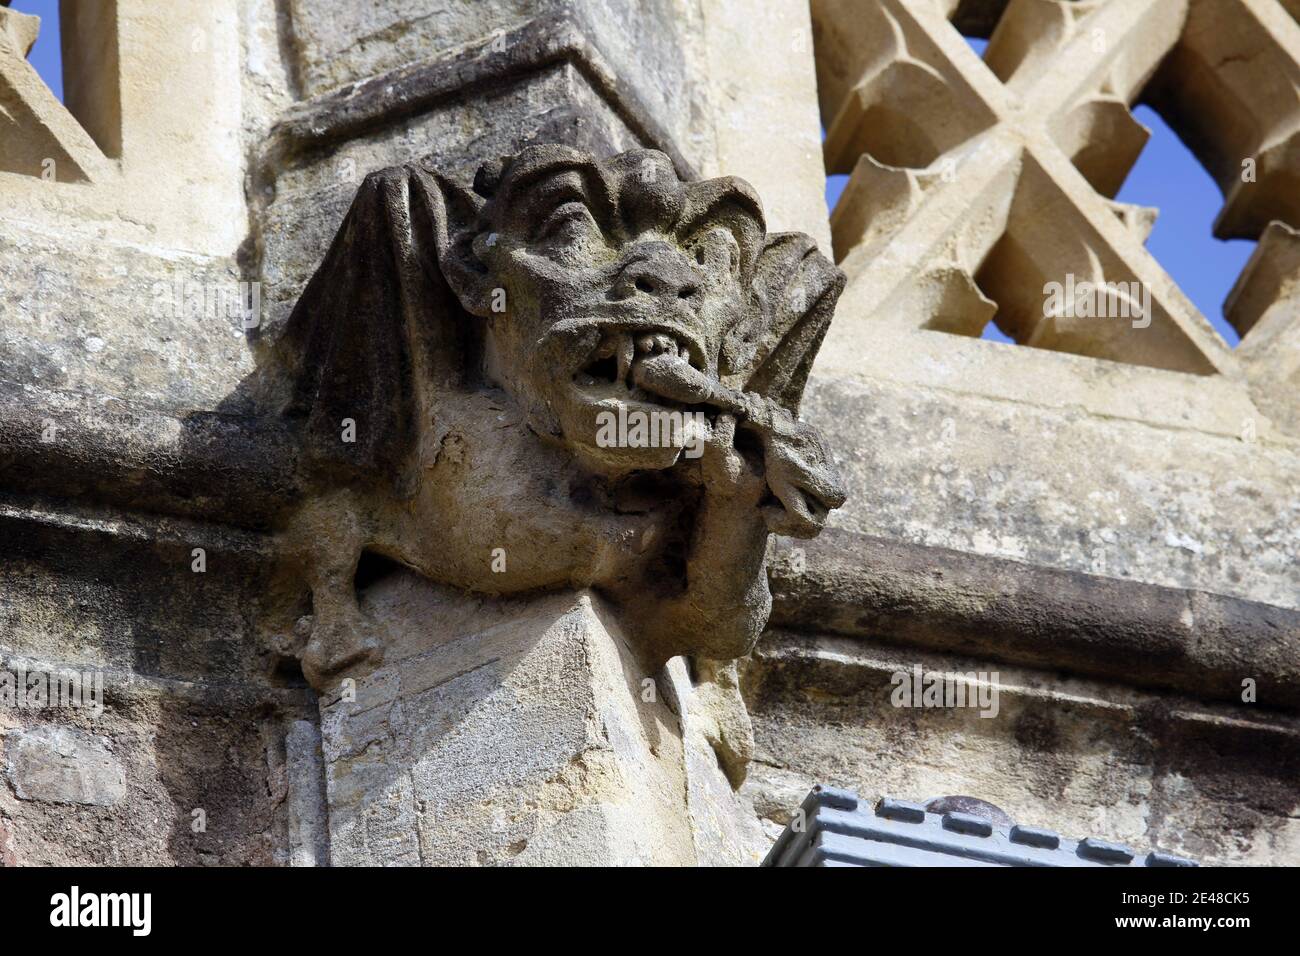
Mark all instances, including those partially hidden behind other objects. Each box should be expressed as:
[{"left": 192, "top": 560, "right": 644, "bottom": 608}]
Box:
[{"left": 536, "top": 200, "right": 594, "bottom": 243}]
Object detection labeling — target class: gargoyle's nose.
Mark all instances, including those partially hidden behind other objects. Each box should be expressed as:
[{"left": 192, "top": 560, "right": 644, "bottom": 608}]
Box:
[{"left": 613, "top": 242, "right": 701, "bottom": 305}]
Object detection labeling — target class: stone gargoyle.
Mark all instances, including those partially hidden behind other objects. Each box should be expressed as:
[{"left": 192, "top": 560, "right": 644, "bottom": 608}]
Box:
[{"left": 271, "top": 144, "right": 847, "bottom": 689}]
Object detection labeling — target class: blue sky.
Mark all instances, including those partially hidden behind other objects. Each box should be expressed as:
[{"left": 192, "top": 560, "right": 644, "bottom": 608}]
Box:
[
  {"left": 15, "top": 6, "right": 1249, "bottom": 348},
  {"left": 11, "top": 0, "right": 62, "bottom": 98}
]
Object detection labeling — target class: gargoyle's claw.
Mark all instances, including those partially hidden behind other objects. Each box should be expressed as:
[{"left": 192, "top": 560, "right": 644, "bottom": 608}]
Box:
[
  {"left": 301, "top": 616, "right": 383, "bottom": 690},
  {"left": 698, "top": 414, "right": 768, "bottom": 506}
]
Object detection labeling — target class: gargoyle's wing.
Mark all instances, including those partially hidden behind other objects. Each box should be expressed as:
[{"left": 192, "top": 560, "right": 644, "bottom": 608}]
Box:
[
  {"left": 730, "top": 233, "right": 845, "bottom": 415},
  {"left": 275, "top": 163, "right": 482, "bottom": 496}
]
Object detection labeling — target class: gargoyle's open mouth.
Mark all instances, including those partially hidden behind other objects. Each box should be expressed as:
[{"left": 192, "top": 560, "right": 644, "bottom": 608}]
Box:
[
  {"left": 572, "top": 329, "right": 706, "bottom": 404},
  {"left": 549, "top": 325, "right": 715, "bottom": 474}
]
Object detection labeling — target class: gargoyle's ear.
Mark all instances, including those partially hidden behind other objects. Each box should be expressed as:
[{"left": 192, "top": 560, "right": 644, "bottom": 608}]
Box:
[{"left": 726, "top": 233, "right": 845, "bottom": 415}]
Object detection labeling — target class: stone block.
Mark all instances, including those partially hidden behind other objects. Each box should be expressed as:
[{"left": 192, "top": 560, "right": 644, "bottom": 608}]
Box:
[
  {"left": 321, "top": 580, "right": 700, "bottom": 865},
  {"left": 4, "top": 725, "right": 125, "bottom": 807}
]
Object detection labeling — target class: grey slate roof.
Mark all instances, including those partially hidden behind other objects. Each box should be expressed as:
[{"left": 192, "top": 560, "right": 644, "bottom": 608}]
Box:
[{"left": 762, "top": 786, "right": 1198, "bottom": 867}]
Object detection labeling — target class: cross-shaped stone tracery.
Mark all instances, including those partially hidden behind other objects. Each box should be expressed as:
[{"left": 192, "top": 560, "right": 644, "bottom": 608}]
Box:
[{"left": 814, "top": 0, "right": 1300, "bottom": 381}]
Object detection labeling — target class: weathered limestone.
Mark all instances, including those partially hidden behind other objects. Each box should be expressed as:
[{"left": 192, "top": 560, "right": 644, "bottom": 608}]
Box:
[
  {"left": 4, "top": 725, "right": 125, "bottom": 807},
  {"left": 271, "top": 145, "right": 845, "bottom": 685},
  {"left": 0, "top": 654, "right": 317, "bottom": 865},
  {"left": 804, "top": 0, "right": 1300, "bottom": 614},
  {"left": 322, "top": 585, "right": 701, "bottom": 865},
  {"left": 60, "top": 0, "right": 123, "bottom": 159},
  {"left": 266, "top": 142, "right": 844, "bottom": 862},
  {"left": 0, "top": 5, "right": 106, "bottom": 183},
  {"left": 1, "top": 0, "right": 251, "bottom": 416},
  {"left": 757, "top": 0, "right": 1300, "bottom": 864},
  {"left": 1, "top": 0, "right": 1298, "bottom": 867},
  {"left": 285, "top": 720, "right": 328, "bottom": 867},
  {"left": 1229, "top": 222, "right": 1300, "bottom": 438},
  {"left": 742, "top": 630, "right": 1300, "bottom": 866},
  {"left": 1, "top": 0, "right": 845, "bottom": 866},
  {"left": 816, "top": 0, "right": 1233, "bottom": 376},
  {"left": 700, "top": 0, "right": 831, "bottom": 250},
  {"left": 254, "top": 1, "right": 715, "bottom": 339},
  {"left": 1145, "top": 0, "right": 1300, "bottom": 241}
]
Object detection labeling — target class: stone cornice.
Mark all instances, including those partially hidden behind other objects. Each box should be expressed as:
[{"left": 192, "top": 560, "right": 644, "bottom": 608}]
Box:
[
  {"left": 769, "top": 528, "right": 1300, "bottom": 712},
  {"left": 262, "top": 8, "right": 698, "bottom": 183}
]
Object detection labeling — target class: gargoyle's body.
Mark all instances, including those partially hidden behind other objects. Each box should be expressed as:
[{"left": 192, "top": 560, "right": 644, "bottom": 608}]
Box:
[{"left": 273, "top": 145, "right": 846, "bottom": 688}]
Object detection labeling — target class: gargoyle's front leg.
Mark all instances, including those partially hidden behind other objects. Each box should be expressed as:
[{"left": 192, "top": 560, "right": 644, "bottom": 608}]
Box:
[
  {"left": 635, "top": 413, "right": 774, "bottom": 661},
  {"left": 282, "top": 496, "right": 384, "bottom": 689},
  {"left": 300, "top": 552, "right": 384, "bottom": 689}
]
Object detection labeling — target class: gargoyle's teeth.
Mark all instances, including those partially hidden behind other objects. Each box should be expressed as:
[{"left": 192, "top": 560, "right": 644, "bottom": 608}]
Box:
[
  {"left": 576, "top": 333, "right": 632, "bottom": 387},
  {"left": 635, "top": 333, "right": 679, "bottom": 359},
  {"left": 616, "top": 333, "right": 635, "bottom": 388},
  {"left": 578, "top": 330, "right": 696, "bottom": 390}
]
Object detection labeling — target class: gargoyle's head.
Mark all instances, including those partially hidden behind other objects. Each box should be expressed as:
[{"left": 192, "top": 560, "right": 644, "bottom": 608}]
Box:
[
  {"left": 279, "top": 145, "right": 842, "bottom": 488},
  {"left": 439, "top": 145, "right": 842, "bottom": 475}
]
